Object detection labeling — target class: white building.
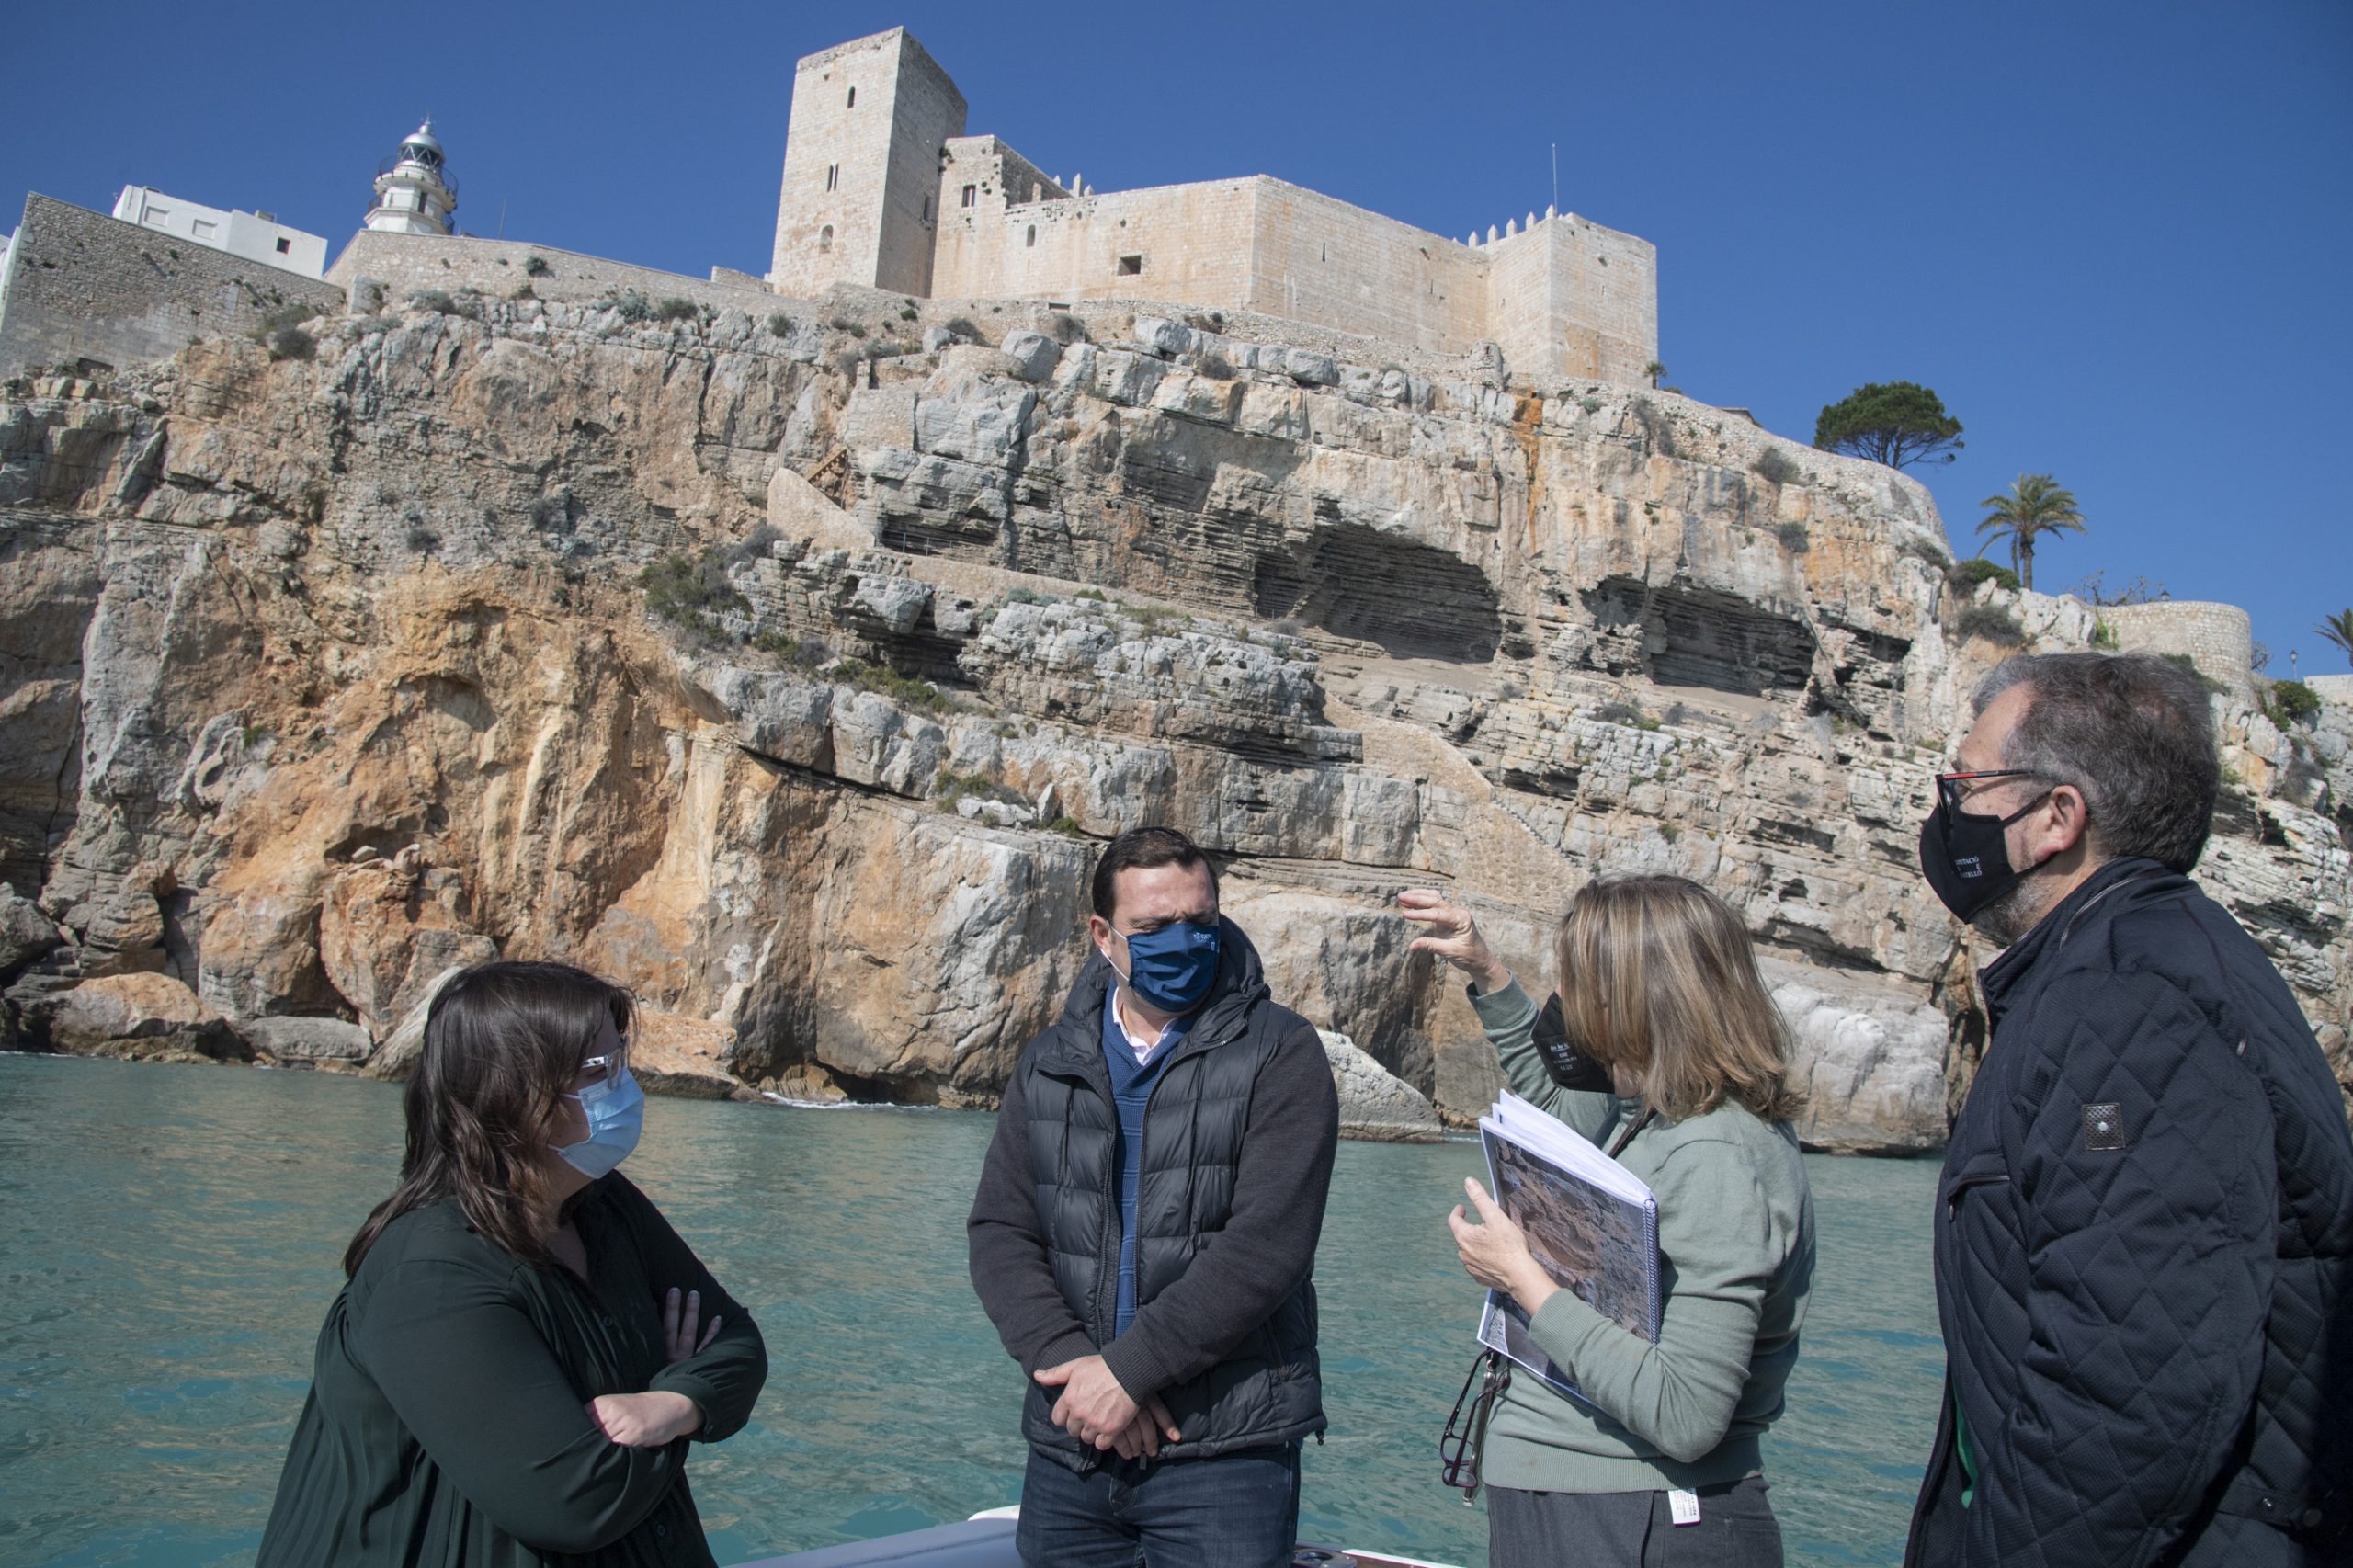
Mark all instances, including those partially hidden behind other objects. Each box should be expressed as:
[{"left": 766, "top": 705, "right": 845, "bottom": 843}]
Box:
[
  {"left": 109, "top": 187, "right": 328, "bottom": 278},
  {"left": 363, "top": 121, "right": 458, "bottom": 235}
]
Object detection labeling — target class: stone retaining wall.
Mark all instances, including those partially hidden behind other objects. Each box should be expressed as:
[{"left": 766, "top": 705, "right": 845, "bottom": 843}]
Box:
[
  {"left": 325, "top": 231, "right": 784, "bottom": 318},
  {"left": 0, "top": 195, "right": 344, "bottom": 379}
]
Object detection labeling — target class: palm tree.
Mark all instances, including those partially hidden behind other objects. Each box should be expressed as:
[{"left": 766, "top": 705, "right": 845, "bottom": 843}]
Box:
[
  {"left": 1976, "top": 473, "right": 2085, "bottom": 591},
  {"left": 2318, "top": 608, "right": 2353, "bottom": 668},
  {"left": 1643, "top": 360, "right": 1667, "bottom": 389}
]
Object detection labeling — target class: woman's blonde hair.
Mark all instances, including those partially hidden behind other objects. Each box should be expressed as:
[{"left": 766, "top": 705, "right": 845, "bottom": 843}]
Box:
[{"left": 1553, "top": 874, "right": 1807, "bottom": 1125}]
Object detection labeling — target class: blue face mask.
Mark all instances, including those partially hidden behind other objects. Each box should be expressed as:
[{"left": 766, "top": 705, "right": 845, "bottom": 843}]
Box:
[
  {"left": 1113, "top": 920, "right": 1222, "bottom": 1013},
  {"left": 554, "top": 1068, "right": 644, "bottom": 1179}
]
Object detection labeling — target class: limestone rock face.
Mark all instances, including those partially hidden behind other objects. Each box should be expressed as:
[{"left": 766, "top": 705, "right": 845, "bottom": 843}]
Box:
[
  {"left": 45, "top": 971, "right": 249, "bottom": 1062},
  {"left": 1321, "top": 1029, "right": 1443, "bottom": 1142},
  {"left": 238, "top": 1015, "right": 373, "bottom": 1063},
  {"left": 0, "top": 885, "right": 61, "bottom": 974},
  {"left": 1, "top": 293, "right": 2344, "bottom": 1142}
]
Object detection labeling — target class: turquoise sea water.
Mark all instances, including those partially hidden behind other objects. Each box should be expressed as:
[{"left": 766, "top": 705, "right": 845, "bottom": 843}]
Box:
[{"left": 0, "top": 1053, "right": 1943, "bottom": 1567}]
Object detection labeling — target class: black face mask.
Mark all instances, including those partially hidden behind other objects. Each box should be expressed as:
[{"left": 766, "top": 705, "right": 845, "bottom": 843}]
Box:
[{"left": 1918, "top": 773, "right": 2055, "bottom": 922}]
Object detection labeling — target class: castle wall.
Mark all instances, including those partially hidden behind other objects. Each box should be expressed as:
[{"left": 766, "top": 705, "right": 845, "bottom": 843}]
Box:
[
  {"left": 0, "top": 194, "right": 344, "bottom": 380},
  {"left": 768, "top": 28, "right": 965, "bottom": 299},
  {"left": 2103, "top": 600, "right": 2256, "bottom": 699},
  {"left": 1244, "top": 180, "right": 1489, "bottom": 358},
  {"left": 326, "top": 232, "right": 784, "bottom": 316},
  {"left": 930, "top": 165, "right": 1261, "bottom": 312},
  {"left": 1551, "top": 217, "right": 1657, "bottom": 385},
  {"left": 770, "top": 28, "right": 1660, "bottom": 382}
]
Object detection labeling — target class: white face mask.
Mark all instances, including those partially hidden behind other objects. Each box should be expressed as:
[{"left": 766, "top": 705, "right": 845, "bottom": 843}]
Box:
[{"left": 552, "top": 1068, "right": 644, "bottom": 1179}]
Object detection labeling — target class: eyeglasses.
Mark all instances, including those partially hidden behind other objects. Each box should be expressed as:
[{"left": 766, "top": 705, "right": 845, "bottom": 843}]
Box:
[
  {"left": 1935, "top": 768, "right": 2057, "bottom": 812},
  {"left": 1438, "top": 1350, "right": 1510, "bottom": 1502},
  {"left": 577, "top": 1040, "right": 630, "bottom": 1088}
]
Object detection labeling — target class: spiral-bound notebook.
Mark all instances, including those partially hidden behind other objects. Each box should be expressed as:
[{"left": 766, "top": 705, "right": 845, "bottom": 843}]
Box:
[{"left": 1473, "top": 1092, "right": 1662, "bottom": 1404}]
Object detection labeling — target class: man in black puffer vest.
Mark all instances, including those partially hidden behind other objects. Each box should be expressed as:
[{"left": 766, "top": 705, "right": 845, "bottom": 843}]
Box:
[
  {"left": 1905, "top": 653, "right": 2353, "bottom": 1567},
  {"left": 969, "top": 826, "right": 1339, "bottom": 1567}
]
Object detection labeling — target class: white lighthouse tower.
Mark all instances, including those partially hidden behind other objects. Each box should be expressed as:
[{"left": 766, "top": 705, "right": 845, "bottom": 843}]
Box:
[{"left": 363, "top": 121, "right": 457, "bottom": 235}]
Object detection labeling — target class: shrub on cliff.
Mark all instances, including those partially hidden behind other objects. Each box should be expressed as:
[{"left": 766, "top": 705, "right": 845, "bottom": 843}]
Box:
[
  {"left": 2267, "top": 680, "right": 2321, "bottom": 727},
  {"left": 640, "top": 548, "right": 749, "bottom": 637},
  {"left": 1948, "top": 557, "right": 2020, "bottom": 594},
  {"left": 1751, "top": 449, "right": 1802, "bottom": 486},
  {"left": 1955, "top": 604, "right": 2027, "bottom": 646},
  {"left": 655, "top": 298, "right": 700, "bottom": 323},
  {"left": 1814, "top": 381, "right": 1963, "bottom": 469},
  {"left": 836, "top": 658, "right": 949, "bottom": 712},
  {"left": 522, "top": 254, "right": 550, "bottom": 277}
]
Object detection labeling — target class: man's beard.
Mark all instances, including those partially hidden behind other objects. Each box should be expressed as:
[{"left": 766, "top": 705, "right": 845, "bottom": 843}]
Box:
[{"left": 1971, "top": 872, "right": 2051, "bottom": 949}]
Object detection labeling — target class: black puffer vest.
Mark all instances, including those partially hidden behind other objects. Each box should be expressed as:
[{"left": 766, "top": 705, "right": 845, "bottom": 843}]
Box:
[{"left": 1016, "top": 923, "right": 1325, "bottom": 1466}]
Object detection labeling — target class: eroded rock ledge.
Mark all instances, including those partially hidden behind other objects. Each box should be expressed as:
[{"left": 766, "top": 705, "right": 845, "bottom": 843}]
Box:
[{"left": 2, "top": 287, "right": 2345, "bottom": 1147}]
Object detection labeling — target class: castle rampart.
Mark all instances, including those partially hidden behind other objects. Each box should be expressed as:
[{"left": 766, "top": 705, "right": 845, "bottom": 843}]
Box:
[
  {"left": 325, "top": 231, "right": 782, "bottom": 319},
  {"left": 0, "top": 194, "right": 343, "bottom": 380},
  {"left": 2101, "top": 599, "right": 2256, "bottom": 699}
]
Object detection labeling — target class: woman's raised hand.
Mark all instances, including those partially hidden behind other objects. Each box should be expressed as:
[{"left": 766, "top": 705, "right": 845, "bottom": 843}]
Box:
[{"left": 1398, "top": 889, "right": 1512, "bottom": 994}]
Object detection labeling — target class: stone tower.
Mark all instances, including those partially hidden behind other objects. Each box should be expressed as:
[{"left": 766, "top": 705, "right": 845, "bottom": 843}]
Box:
[
  {"left": 364, "top": 121, "right": 457, "bottom": 235},
  {"left": 768, "top": 28, "right": 966, "bottom": 299}
]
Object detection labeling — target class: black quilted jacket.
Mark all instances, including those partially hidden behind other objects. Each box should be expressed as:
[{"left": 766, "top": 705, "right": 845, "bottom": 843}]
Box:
[{"left": 1905, "top": 858, "right": 2353, "bottom": 1567}]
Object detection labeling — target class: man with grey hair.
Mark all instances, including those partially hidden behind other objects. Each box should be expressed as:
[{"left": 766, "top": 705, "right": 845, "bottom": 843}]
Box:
[{"left": 1904, "top": 653, "right": 2353, "bottom": 1567}]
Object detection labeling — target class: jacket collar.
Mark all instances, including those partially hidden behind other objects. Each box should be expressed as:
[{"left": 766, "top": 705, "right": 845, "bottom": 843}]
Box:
[
  {"left": 1979, "top": 855, "right": 2174, "bottom": 1025},
  {"left": 1038, "top": 915, "right": 1271, "bottom": 1078}
]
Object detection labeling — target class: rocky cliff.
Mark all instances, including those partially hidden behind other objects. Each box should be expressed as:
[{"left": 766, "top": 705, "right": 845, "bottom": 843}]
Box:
[{"left": 3, "top": 284, "right": 2346, "bottom": 1147}]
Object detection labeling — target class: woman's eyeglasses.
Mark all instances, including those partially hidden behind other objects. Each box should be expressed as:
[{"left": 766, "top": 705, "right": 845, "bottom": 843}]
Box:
[
  {"left": 1438, "top": 1349, "right": 1510, "bottom": 1502},
  {"left": 576, "top": 1041, "right": 630, "bottom": 1088}
]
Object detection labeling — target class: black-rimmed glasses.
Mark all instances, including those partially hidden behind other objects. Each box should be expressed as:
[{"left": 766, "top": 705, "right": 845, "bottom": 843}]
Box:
[
  {"left": 1438, "top": 1349, "right": 1510, "bottom": 1502},
  {"left": 1935, "top": 767, "right": 2056, "bottom": 814}
]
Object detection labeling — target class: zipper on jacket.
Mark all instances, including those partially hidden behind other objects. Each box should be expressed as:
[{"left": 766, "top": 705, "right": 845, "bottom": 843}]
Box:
[{"left": 1944, "top": 1169, "right": 2009, "bottom": 1221}]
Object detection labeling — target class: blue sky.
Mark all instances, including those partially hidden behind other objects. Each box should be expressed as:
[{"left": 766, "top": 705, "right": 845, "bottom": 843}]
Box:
[{"left": 10, "top": 1, "right": 2349, "bottom": 672}]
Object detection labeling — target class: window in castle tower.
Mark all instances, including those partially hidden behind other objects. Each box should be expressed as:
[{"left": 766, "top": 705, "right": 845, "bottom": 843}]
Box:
[
  {"left": 847, "top": 86, "right": 856, "bottom": 108},
  {"left": 961, "top": 185, "right": 977, "bottom": 208},
  {"left": 923, "top": 196, "right": 931, "bottom": 220},
  {"left": 276, "top": 237, "right": 291, "bottom": 255},
  {"left": 826, "top": 164, "right": 839, "bottom": 192},
  {"left": 1321, "top": 242, "right": 1329, "bottom": 263},
  {"left": 819, "top": 225, "right": 834, "bottom": 252},
  {"left": 1026, "top": 226, "right": 1036, "bottom": 248},
  {"left": 1118, "top": 254, "right": 1143, "bottom": 276}
]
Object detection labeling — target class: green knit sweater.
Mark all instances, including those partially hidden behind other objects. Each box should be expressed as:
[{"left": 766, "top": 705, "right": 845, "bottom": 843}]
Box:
[{"left": 1468, "top": 980, "right": 1816, "bottom": 1494}]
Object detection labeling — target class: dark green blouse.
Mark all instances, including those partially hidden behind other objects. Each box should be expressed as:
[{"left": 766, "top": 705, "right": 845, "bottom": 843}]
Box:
[{"left": 257, "top": 1174, "right": 767, "bottom": 1567}]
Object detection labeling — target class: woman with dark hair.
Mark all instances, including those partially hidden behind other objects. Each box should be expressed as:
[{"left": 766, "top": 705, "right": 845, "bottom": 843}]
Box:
[
  {"left": 1402, "top": 876, "right": 1815, "bottom": 1568},
  {"left": 257, "top": 961, "right": 767, "bottom": 1567}
]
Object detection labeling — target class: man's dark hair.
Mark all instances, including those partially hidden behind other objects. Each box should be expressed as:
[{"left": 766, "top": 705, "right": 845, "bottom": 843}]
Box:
[
  {"left": 1091, "top": 826, "right": 1217, "bottom": 921},
  {"left": 1973, "top": 652, "right": 2219, "bottom": 872}
]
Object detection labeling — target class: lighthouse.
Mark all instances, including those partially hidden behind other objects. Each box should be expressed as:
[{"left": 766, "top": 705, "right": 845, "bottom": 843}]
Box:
[{"left": 363, "top": 121, "right": 458, "bottom": 235}]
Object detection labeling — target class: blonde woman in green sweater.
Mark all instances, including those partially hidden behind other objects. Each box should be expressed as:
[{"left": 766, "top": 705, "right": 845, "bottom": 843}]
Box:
[{"left": 1402, "top": 875, "right": 1816, "bottom": 1568}]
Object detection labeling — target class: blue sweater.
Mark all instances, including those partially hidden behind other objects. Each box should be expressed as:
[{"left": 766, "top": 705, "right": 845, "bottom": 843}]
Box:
[{"left": 1100, "top": 991, "right": 1193, "bottom": 1337}]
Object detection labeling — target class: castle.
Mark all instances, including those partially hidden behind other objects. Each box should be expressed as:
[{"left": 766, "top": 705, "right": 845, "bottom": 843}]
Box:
[
  {"left": 0, "top": 27, "right": 1656, "bottom": 388},
  {"left": 765, "top": 29, "right": 1658, "bottom": 384}
]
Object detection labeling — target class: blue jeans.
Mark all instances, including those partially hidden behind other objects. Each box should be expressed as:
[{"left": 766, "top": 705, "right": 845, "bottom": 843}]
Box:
[{"left": 1015, "top": 1443, "right": 1302, "bottom": 1568}]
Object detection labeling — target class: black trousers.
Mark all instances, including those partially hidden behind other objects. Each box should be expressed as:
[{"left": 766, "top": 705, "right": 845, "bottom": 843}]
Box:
[{"left": 1488, "top": 1475, "right": 1783, "bottom": 1568}]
